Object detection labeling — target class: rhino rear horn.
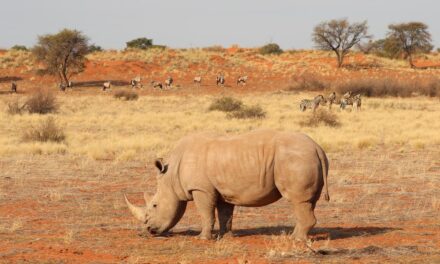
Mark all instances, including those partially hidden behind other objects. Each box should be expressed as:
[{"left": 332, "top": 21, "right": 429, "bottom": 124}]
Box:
[{"left": 124, "top": 194, "right": 147, "bottom": 222}]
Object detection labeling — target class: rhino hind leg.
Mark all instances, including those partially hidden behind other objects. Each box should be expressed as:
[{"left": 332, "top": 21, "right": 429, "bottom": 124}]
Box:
[
  {"left": 291, "top": 201, "right": 317, "bottom": 242},
  {"left": 217, "top": 200, "right": 235, "bottom": 237},
  {"left": 193, "top": 191, "right": 216, "bottom": 240}
]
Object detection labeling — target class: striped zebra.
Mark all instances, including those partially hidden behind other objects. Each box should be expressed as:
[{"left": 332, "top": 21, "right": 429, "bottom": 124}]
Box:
[
  {"left": 236, "top": 75, "right": 248, "bottom": 86},
  {"left": 299, "top": 95, "right": 326, "bottom": 112},
  {"left": 340, "top": 94, "right": 362, "bottom": 111},
  {"left": 327, "top": 92, "right": 336, "bottom": 109},
  {"left": 216, "top": 74, "right": 225, "bottom": 86}
]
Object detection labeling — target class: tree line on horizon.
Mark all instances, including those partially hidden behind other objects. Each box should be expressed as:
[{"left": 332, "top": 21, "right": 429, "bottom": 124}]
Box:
[{"left": 7, "top": 19, "right": 435, "bottom": 86}]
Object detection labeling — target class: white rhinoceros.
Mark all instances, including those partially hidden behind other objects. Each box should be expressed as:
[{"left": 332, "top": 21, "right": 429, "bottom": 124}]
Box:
[{"left": 125, "top": 129, "right": 329, "bottom": 241}]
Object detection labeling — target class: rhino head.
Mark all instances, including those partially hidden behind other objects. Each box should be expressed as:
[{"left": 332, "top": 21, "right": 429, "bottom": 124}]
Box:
[{"left": 125, "top": 159, "right": 187, "bottom": 235}]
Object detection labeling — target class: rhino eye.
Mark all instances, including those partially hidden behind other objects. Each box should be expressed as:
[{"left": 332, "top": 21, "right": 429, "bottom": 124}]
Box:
[{"left": 153, "top": 204, "right": 157, "bottom": 208}]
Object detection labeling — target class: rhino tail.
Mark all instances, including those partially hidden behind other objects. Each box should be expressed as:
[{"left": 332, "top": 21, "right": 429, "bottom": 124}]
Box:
[{"left": 317, "top": 148, "right": 330, "bottom": 202}]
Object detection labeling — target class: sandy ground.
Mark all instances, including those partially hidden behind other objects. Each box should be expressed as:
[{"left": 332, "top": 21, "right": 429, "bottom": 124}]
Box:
[{"left": 1, "top": 148, "right": 439, "bottom": 263}]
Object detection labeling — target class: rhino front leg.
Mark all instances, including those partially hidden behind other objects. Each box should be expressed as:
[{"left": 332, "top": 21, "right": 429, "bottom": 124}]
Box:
[
  {"left": 217, "top": 200, "right": 234, "bottom": 238},
  {"left": 193, "top": 191, "right": 216, "bottom": 240}
]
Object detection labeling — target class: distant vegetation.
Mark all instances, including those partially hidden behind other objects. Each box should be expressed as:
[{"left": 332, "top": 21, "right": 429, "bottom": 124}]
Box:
[
  {"left": 313, "top": 19, "right": 370, "bottom": 67},
  {"left": 33, "top": 28, "right": 89, "bottom": 87},
  {"left": 25, "top": 89, "right": 58, "bottom": 114},
  {"left": 113, "top": 90, "right": 139, "bottom": 101},
  {"left": 208, "top": 97, "right": 243, "bottom": 112},
  {"left": 259, "top": 43, "right": 283, "bottom": 55},
  {"left": 209, "top": 97, "right": 266, "bottom": 119},
  {"left": 88, "top": 44, "right": 103, "bottom": 53},
  {"left": 22, "top": 117, "right": 65, "bottom": 143},
  {"left": 126, "top": 37, "right": 153, "bottom": 50},
  {"left": 11, "top": 45, "right": 28, "bottom": 51},
  {"left": 299, "top": 109, "right": 340, "bottom": 128}
]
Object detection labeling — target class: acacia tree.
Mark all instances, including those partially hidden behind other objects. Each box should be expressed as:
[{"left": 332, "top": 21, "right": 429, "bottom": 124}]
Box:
[
  {"left": 312, "top": 19, "right": 370, "bottom": 67},
  {"left": 387, "top": 22, "right": 433, "bottom": 68},
  {"left": 33, "top": 29, "right": 89, "bottom": 86}
]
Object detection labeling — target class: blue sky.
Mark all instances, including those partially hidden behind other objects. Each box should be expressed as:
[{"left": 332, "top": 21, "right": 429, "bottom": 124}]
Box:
[{"left": 1, "top": 0, "right": 439, "bottom": 49}]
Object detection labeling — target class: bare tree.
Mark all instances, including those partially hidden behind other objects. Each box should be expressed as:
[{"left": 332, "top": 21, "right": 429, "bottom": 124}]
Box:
[
  {"left": 33, "top": 29, "right": 89, "bottom": 87},
  {"left": 312, "top": 19, "right": 370, "bottom": 67},
  {"left": 387, "top": 22, "right": 433, "bottom": 68}
]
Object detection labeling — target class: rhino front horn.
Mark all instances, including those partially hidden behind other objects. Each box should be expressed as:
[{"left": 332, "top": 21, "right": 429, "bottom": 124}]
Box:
[{"left": 124, "top": 194, "right": 147, "bottom": 222}]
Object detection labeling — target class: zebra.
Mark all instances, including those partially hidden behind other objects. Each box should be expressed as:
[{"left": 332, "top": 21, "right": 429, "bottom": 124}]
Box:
[
  {"left": 342, "top": 91, "right": 352, "bottom": 99},
  {"left": 102, "top": 81, "right": 111, "bottom": 91},
  {"left": 216, "top": 74, "right": 225, "bottom": 86},
  {"left": 299, "top": 95, "right": 326, "bottom": 112},
  {"left": 165, "top": 76, "right": 173, "bottom": 88},
  {"left": 327, "top": 92, "right": 336, "bottom": 109},
  {"left": 236, "top": 75, "right": 248, "bottom": 86},
  {"left": 340, "top": 94, "right": 362, "bottom": 111},
  {"left": 151, "top": 81, "right": 163, "bottom": 89},
  {"left": 193, "top": 76, "right": 202, "bottom": 85},
  {"left": 11, "top": 82, "right": 17, "bottom": 93},
  {"left": 130, "top": 76, "right": 142, "bottom": 89}
]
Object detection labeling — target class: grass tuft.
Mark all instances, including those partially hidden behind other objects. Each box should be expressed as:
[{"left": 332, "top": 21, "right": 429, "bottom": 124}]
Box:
[
  {"left": 22, "top": 117, "right": 66, "bottom": 143},
  {"left": 299, "top": 109, "right": 340, "bottom": 127},
  {"left": 25, "top": 89, "right": 58, "bottom": 114},
  {"left": 227, "top": 104, "right": 266, "bottom": 119},
  {"left": 208, "top": 96, "right": 243, "bottom": 112},
  {"left": 114, "top": 90, "right": 139, "bottom": 101}
]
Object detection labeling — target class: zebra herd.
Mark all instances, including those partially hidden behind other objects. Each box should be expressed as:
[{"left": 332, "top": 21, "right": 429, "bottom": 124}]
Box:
[{"left": 300, "top": 91, "right": 362, "bottom": 112}]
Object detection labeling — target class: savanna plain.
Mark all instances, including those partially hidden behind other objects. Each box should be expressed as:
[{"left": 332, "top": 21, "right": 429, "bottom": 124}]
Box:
[{"left": 0, "top": 48, "right": 440, "bottom": 263}]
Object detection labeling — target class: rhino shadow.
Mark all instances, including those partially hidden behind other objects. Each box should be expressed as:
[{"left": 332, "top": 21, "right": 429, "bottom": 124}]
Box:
[{"left": 172, "top": 226, "right": 398, "bottom": 240}]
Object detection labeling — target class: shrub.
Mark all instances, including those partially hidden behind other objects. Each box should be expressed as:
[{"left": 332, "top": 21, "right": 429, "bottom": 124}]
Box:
[
  {"left": 202, "top": 45, "right": 225, "bottom": 52},
  {"left": 126, "top": 37, "right": 153, "bottom": 50},
  {"left": 114, "top": 90, "right": 139, "bottom": 101},
  {"left": 88, "top": 44, "right": 103, "bottom": 53},
  {"left": 259, "top": 43, "right": 283, "bottom": 55},
  {"left": 335, "top": 77, "right": 440, "bottom": 97},
  {"left": 25, "top": 89, "right": 58, "bottom": 114},
  {"left": 22, "top": 117, "right": 65, "bottom": 143},
  {"left": 227, "top": 105, "right": 266, "bottom": 119},
  {"left": 299, "top": 109, "right": 340, "bottom": 127},
  {"left": 11, "top": 45, "right": 28, "bottom": 51},
  {"left": 6, "top": 98, "right": 27, "bottom": 115},
  {"left": 208, "top": 97, "right": 243, "bottom": 112}
]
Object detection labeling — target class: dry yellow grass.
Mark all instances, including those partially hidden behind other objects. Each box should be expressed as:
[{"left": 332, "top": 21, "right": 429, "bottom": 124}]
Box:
[{"left": 0, "top": 92, "right": 439, "bottom": 161}]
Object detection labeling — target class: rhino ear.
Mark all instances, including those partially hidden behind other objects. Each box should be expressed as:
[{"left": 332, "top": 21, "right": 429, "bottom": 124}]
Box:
[{"left": 155, "top": 158, "right": 168, "bottom": 174}]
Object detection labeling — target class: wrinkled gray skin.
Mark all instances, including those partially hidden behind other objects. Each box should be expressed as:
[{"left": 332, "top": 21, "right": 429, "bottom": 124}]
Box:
[{"left": 125, "top": 129, "right": 329, "bottom": 241}]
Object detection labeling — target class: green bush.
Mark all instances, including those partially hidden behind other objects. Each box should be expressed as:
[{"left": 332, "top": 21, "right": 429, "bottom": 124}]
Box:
[
  {"left": 11, "top": 45, "right": 28, "bottom": 51},
  {"left": 259, "top": 43, "right": 283, "bottom": 55},
  {"left": 126, "top": 37, "right": 153, "bottom": 50}
]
